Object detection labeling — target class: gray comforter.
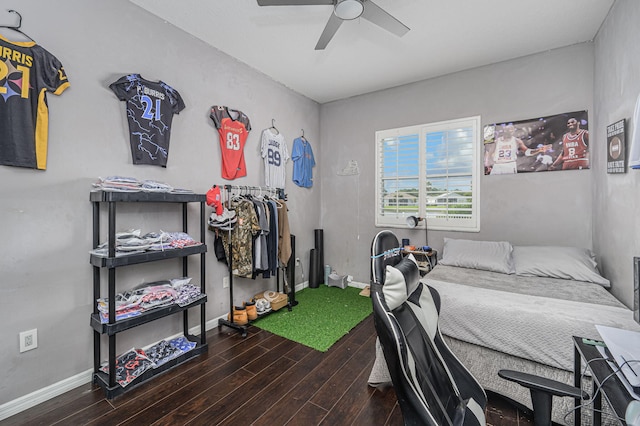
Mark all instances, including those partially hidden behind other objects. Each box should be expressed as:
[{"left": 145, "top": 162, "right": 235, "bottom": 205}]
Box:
[{"left": 427, "top": 265, "right": 639, "bottom": 371}]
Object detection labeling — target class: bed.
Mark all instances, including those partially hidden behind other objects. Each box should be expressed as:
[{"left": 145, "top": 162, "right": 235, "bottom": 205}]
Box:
[{"left": 368, "top": 238, "right": 640, "bottom": 425}]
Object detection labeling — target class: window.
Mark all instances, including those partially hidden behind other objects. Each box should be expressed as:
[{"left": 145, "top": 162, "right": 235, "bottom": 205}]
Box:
[{"left": 375, "top": 116, "right": 480, "bottom": 232}]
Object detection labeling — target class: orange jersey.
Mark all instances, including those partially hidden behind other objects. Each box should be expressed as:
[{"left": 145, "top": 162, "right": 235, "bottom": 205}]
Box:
[{"left": 210, "top": 106, "right": 251, "bottom": 180}]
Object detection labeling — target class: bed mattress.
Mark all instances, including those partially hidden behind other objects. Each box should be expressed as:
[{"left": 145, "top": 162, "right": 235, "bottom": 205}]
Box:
[{"left": 426, "top": 265, "right": 640, "bottom": 372}]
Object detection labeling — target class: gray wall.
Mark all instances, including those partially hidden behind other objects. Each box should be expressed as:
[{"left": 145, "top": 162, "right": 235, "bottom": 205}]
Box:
[
  {"left": 0, "top": 0, "right": 320, "bottom": 406},
  {"left": 320, "top": 43, "right": 594, "bottom": 288},
  {"left": 593, "top": 0, "right": 640, "bottom": 308}
]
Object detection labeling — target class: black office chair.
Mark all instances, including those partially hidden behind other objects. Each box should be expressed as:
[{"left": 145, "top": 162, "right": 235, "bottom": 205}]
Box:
[{"left": 370, "top": 230, "right": 588, "bottom": 426}]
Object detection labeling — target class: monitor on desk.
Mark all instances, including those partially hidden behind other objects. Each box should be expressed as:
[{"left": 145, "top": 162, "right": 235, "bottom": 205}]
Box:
[{"left": 596, "top": 325, "right": 640, "bottom": 393}]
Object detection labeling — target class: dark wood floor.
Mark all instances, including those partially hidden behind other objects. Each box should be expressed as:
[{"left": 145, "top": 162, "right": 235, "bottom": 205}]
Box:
[{"left": 2, "top": 315, "right": 534, "bottom": 425}]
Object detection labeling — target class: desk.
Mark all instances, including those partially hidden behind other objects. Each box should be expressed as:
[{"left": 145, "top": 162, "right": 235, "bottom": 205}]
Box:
[
  {"left": 573, "top": 336, "right": 634, "bottom": 425},
  {"left": 403, "top": 249, "right": 437, "bottom": 276}
]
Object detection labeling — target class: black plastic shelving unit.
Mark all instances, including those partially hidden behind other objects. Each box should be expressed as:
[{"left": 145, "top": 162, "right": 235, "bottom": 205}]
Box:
[{"left": 90, "top": 190, "right": 208, "bottom": 398}]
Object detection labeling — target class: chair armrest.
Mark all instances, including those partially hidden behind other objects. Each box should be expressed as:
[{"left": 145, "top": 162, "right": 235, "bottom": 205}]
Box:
[{"left": 498, "top": 369, "right": 589, "bottom": 400}]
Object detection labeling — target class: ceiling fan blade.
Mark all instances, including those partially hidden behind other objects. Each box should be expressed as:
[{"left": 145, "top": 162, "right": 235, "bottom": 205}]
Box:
[
  {"left": 315, "top": 13, "right": 343, "bottom": 50},
  {"left": 361, "top": 0, "right": 409, "bottom": 37},
  {"left": 257, "top": 0, "right": 333, "bottom": 6}
]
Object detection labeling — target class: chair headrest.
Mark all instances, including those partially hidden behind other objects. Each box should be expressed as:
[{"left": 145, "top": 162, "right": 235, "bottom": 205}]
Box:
[
  {"left": 380, "top": 254, "right": 421, "bottom": 310},
  {"left": 371, "top": 230, "right": 403, "bottom": 286}
]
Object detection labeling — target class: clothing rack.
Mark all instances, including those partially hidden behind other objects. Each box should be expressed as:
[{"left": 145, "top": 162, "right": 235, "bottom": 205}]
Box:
[{"left": 217, "top": 184, "right": 293, "bottom": 337}]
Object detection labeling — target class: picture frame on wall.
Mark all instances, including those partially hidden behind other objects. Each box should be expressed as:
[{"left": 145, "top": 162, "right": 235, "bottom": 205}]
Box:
[
  {"left": 606, "top": 118, "right": 626, "bottom": 174},
  {"left": 484, "top": 110, "right": 589, "bottom": 175}
]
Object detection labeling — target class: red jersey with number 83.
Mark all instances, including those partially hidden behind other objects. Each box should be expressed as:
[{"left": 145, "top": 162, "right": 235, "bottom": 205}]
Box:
[{"left": 210, "top": 106, "right": 251, "bottom": 180}]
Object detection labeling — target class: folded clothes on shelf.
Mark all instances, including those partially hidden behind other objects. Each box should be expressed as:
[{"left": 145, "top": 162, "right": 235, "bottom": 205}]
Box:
[
  {"left": 97, "top": 278, "right": 204, "bottom": 322},
  {"left": 90, "top": 230, "right": 201, "bottom": 256},
  {"left": 92, "top": 176, "right": 194, "bottom": 194}
]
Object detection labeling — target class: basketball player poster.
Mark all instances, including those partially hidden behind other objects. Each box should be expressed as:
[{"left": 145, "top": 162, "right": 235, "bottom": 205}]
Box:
[{"left": 483, "top": 110, "right": 589, "bottom": 175}]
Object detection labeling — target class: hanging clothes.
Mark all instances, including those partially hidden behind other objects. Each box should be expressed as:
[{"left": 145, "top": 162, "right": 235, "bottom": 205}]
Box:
[
  {"left": 277, "top": 200, "right": 292, "bottom": 265},
  {"left": 292, "top": 137, "right": 315, "bottom": 188},
  {"left": 0, "top": 34, "right": 70, "bottom": 170},
  {"left": 221, "top": 198, "right": 260, "bottom": 277},
  {"left": 210, "top": 106, "right": 251, "bottom": 180},
  {"left": 251, "top": 197, "right": 270, "bottom": 277},
  {"left": 110, "top": 74, "right": 185, "bottom": 167},
  {"left": 264, "top": 199, "right": 279, "bottom": 278},
  {"left": 261, "top": 128, "right": 289, "bottom": 188}
]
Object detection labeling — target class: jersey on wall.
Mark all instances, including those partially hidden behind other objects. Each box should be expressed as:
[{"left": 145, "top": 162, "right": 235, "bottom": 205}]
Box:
[
  {"left": 0, "top": 35, "right": 70, "bottom": 170},
  {"left": 210, "top": 106, "right": 251, "bottom": 180},
  {"left": 292, "top": 136, "right": 315, "bottom": 188},
  {"left": 110, "top": 74, "right": 185, "bottom": 167},
  {"left": 261, "top": 128, "right": 289, "bottom": 188}
]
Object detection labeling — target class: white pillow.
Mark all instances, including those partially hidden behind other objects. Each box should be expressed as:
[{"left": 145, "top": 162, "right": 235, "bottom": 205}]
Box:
[
  {"left": 440, "top": 238, "right": 514, "bottom": 274},
  {"left": 383, "top": 254, "right": 419, "bottom": 310},
  {"left": 512, "top": 245, "right": 610, "bottom": 287}
]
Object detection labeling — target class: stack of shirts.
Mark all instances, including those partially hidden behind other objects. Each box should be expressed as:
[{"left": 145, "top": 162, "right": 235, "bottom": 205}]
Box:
[
  {"left": 100, "top": 348, "right": 154, "bottom": 387},
  {"left": 90, "top": 229, "right": 201, "bottom": 256},
  {"left": 92, "top": 176, "right": 194, "bottom": 194},
  {"left": 207, "top": 208, "right": 237, "bottom": 231},
  {"left": 100, "top": 336, "right": 198, "bottom": 387},
  {"left": 97, "top": 281, "right": 177, "bottom": 323},
  {"left": 93, "top": 176, "right": 142, "bottom": 192},
  {"left": 96, "top": 278, "right": 203, "bottom": 323},
  {"left": 145, "top": 336, "right": 196, "bottom": 368}
]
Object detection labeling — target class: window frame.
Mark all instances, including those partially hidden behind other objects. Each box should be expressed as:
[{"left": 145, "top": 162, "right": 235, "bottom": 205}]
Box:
[{"left": 375, "top": 115, "right": 481, "bottom": 232}]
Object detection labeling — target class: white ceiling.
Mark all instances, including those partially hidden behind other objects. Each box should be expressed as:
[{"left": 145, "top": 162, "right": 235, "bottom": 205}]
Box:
[{"left": 130, "top": 0, "right": 614, "bottom": 104}]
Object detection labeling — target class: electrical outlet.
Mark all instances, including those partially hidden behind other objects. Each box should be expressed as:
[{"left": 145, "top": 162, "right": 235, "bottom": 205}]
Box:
[
  {"left": 19, "top": 329, "right": 38, "bottom": 353},
  {"left": 223, "top": 276, "right": 229, "bottom": 288}
]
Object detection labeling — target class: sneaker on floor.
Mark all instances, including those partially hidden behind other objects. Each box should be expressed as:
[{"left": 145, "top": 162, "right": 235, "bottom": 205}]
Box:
[{"left": 255, "top": 298, "right": 271, "bottom": 316}]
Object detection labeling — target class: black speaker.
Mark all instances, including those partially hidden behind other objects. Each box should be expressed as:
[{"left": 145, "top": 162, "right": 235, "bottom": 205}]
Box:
[
  {"left": 309, "top": 248, "right": 320, "bottom": 288},
  {"left": 315, "top": 229, "right": 324, "bottom": 284},
  {"left": 288, "top": 235, "right": 298, "bottom": 306}
]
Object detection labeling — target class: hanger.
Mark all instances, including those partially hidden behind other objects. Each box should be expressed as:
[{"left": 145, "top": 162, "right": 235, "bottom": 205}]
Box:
[
  {"left": 269, "top": 119, "right": 279, "bottom": 135},
  {"left": 272, "top": 196, "right": 283, "bottom": 208},
  {"left": 0, "top": 10, "right": 35, "bottom": 42},
  {"left": 229, "top": 186, "right": 242, "bottom": 202},
  {"left": 301, "top": 129, "right": 307, "bottom": 141}
]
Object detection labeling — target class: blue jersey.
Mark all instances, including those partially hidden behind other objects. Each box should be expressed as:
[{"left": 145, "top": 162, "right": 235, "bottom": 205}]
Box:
[{"left": 292, "top": 137, "right": 315, "bottom": 188}]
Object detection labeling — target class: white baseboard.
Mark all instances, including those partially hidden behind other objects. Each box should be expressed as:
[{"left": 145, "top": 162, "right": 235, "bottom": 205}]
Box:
[
  {"left": 0, "top": 283, "right": 368, "bottom": 421},
  {"left": 348, "top": 280, "right": 368, "bottom": 289},
  {"left": 295, "top": 280, "right": 309, "bottom": 292},
  {"left": 294, "top": 280, "right": 367, "bottom": 291},
  {"left": 0, "top": 369, "right": 93, "bottom": 421},
  {"left": 0, "top": 316, "right": 226, "bottom": 422}
]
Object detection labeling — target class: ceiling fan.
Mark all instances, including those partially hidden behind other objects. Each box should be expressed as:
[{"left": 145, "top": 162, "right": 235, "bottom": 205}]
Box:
[{"left": 256, "top": 0, "right": 410, "bottom": 50}]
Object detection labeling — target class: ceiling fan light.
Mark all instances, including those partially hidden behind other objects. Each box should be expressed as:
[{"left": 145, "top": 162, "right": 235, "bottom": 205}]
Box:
[{"left": 334, "top": 0, "right": 364, "bottom": 20}]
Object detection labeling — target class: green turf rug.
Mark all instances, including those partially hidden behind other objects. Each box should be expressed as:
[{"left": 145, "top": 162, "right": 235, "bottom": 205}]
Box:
[{"left": 252, "top": 285, "right": 373, "bottom": 352}]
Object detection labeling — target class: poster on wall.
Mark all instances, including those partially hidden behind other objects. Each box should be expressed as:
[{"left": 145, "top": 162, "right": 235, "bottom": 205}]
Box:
[
  {"left": 483, "top": 110, "right": 589, "bottom": 175},
  {"left": 606, "top": 119, "right": 626, "bottom": 174}
]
